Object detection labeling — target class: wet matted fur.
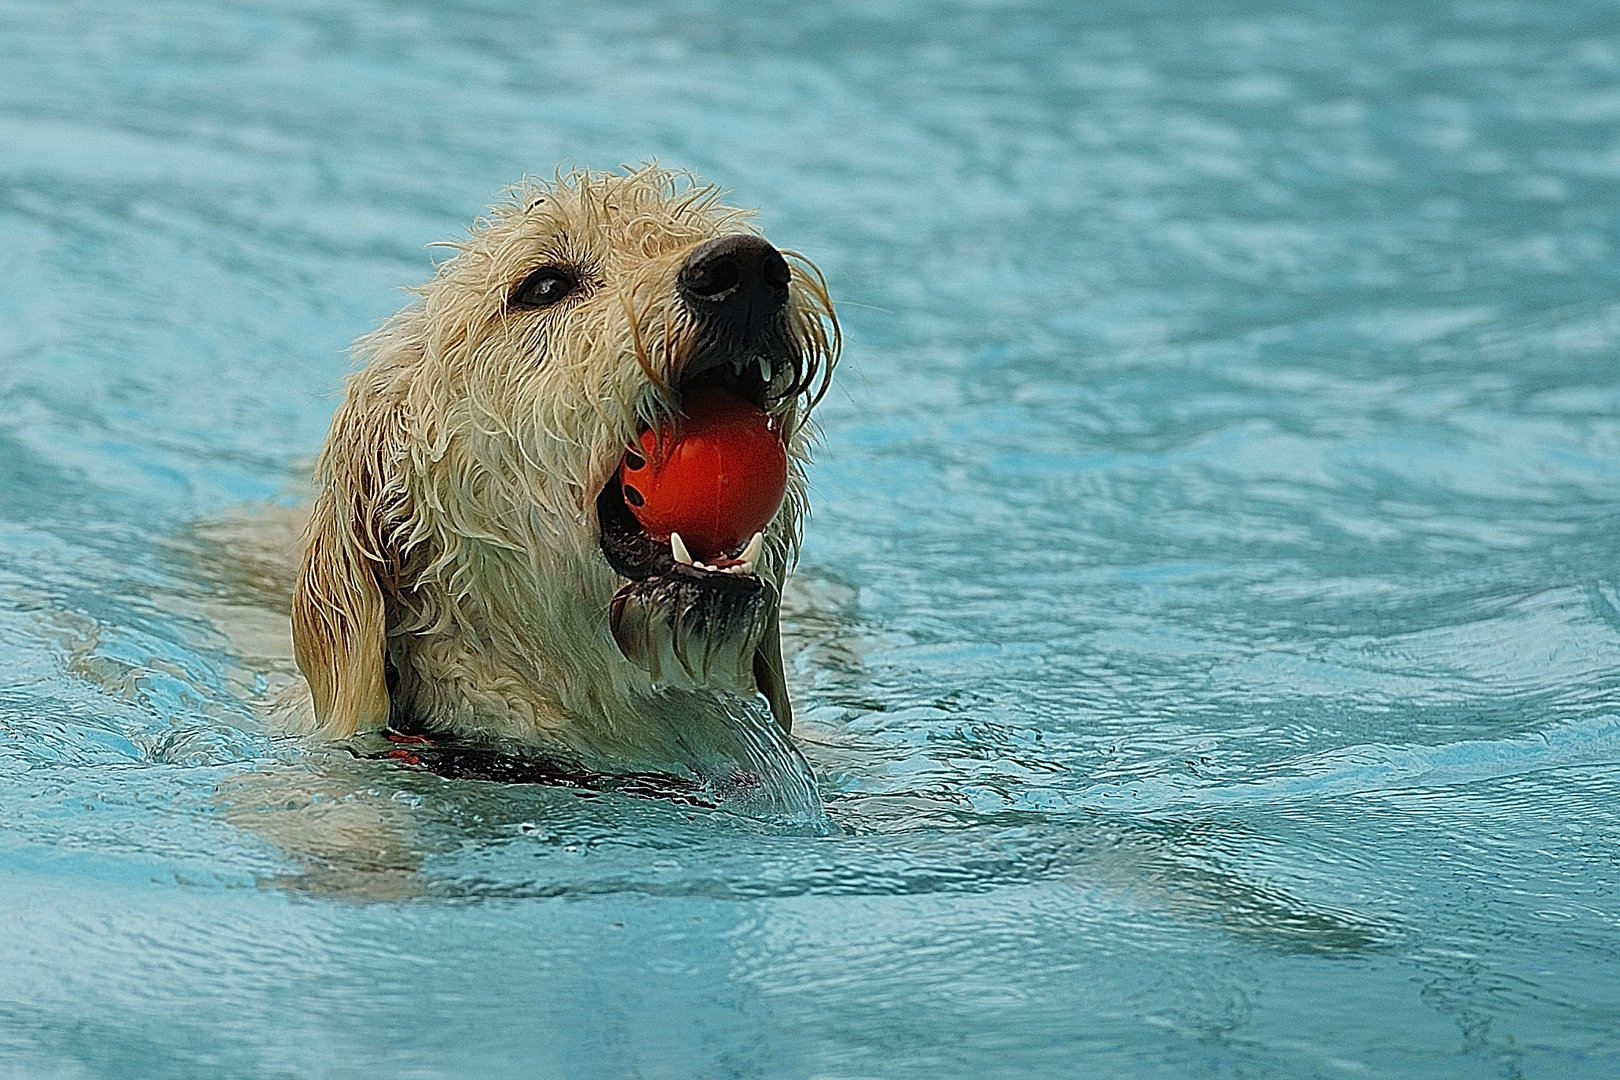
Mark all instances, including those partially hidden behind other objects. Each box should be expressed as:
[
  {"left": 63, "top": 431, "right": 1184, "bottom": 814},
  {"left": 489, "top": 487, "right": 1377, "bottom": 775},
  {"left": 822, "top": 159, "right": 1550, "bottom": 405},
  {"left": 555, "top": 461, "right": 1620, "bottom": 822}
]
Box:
[{"left": 287, "top": 165, "right": 838, "bottom": 781}]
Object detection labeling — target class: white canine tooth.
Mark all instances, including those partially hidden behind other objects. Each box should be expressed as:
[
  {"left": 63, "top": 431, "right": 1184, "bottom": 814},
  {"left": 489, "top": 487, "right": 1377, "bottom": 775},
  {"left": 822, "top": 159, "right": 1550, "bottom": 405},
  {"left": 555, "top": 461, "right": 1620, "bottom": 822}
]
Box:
[
  {"left": 759, "top": 356, "right": 773, "bottom": 383},
  {"left": 731, "top": 357, "right": 746, "bottom": 376},
  {"left": 670, "top": 532, "right": 694, "bottom": 566},
  {"left": 740, "top": 531, "right": 764, "bottom": 567}
]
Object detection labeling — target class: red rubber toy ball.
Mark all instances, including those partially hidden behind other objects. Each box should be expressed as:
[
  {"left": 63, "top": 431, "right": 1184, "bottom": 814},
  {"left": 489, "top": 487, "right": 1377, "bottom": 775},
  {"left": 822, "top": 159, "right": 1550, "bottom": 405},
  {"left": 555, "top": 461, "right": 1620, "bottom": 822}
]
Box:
[{"left": 618, "top": 387, "right": 788, "bottom": 561}]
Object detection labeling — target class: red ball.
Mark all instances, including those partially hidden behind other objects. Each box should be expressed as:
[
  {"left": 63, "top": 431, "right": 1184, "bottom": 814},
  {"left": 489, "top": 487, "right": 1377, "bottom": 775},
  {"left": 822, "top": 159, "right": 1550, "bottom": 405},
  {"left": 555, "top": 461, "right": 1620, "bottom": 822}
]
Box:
[{"left": 618, "top": 387, "right": 788, "bottom": 561}]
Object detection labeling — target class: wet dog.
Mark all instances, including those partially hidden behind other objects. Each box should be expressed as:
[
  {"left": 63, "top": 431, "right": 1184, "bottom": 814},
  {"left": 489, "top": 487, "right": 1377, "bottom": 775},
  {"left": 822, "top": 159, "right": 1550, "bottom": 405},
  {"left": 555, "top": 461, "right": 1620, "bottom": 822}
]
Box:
[{"left": 285, "top": 166, "right": 838, "bottom": 783}]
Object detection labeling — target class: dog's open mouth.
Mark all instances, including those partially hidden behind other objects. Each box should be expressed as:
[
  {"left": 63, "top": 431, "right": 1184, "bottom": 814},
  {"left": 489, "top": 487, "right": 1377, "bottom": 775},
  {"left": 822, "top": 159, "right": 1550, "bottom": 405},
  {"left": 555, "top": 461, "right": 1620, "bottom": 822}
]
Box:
[{"left": 597, "top": 345, "right": 797, "bottom": 727}]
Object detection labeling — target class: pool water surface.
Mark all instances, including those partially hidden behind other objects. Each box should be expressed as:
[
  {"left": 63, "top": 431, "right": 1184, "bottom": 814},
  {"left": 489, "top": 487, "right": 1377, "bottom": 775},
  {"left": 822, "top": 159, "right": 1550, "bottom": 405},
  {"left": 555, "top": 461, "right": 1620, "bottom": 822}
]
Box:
[{"left": 2, "top": 1, "right": 1619, "bottom": 1077}]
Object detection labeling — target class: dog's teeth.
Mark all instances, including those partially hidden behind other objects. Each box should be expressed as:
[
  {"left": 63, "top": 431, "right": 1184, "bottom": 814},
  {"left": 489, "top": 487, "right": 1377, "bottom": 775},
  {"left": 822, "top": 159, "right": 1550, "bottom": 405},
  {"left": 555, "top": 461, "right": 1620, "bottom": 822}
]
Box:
[
  {"left": 670, "top": 532, "right": 694, "bottom": 566},
  {"left": 740, "top": 531, "right": 764, "bottom": 568},
  {"left": 758, "top": 357, "right": 773, "bottom": 383},
  {"left": 731, "top": 357, "right": 746, "bottom": 376}
]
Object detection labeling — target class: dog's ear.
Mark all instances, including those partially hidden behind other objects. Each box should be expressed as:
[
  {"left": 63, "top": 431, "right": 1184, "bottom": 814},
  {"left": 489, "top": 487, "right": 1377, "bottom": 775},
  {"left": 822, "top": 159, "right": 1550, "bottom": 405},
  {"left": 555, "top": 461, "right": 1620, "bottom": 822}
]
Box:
[{"left": 291, "top": 391, "right": 403, "bottom": 738}]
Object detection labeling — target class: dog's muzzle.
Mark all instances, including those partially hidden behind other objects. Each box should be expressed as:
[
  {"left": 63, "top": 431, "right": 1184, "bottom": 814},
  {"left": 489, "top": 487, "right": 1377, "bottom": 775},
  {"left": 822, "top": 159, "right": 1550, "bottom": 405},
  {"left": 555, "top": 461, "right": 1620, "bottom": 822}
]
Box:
[{"left": 595, "top": 235, "right": 801, "bottom": 728}]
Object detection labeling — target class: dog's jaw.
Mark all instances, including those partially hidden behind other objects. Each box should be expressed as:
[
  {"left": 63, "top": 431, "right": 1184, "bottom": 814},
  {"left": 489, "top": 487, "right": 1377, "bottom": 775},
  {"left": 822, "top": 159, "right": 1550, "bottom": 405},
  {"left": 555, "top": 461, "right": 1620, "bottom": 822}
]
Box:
[{"left": 597, "top": 471, "right": 795, "bottom": 732}]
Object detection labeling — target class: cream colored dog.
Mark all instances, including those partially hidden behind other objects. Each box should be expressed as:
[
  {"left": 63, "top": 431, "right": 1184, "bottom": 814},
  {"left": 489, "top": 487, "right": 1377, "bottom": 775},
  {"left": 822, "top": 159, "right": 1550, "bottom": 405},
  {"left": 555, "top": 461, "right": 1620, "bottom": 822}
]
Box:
[{"left": 288, "top": 166, "right": 837, "bottom": 782}]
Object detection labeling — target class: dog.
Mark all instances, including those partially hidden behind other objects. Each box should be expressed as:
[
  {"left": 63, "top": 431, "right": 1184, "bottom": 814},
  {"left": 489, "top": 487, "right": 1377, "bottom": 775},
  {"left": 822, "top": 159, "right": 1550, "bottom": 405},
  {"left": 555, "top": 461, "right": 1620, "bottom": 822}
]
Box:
[{"left": 285, "top": 165, "right": 838, "bottom": 786}]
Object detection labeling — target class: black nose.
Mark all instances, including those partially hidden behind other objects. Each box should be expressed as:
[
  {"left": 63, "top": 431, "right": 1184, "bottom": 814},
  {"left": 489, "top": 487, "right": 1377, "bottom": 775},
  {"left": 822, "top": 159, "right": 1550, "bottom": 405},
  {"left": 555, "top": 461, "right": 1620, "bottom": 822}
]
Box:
[{"left": 678, "top": 235, "right": 791, "bottom": 328}]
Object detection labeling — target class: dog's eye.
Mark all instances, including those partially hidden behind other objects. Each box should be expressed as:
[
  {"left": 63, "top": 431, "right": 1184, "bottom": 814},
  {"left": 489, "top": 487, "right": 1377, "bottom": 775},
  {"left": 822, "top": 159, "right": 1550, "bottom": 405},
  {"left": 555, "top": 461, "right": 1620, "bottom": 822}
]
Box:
[{"left": 512, "top": 267, "right": 579, "bottom": 309}]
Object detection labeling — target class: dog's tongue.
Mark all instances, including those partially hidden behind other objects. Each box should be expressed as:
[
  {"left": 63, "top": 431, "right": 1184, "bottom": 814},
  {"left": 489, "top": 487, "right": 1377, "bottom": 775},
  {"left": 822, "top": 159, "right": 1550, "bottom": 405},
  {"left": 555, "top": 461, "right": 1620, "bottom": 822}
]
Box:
[{"left": 618, "top": 387, "right": 788, "bottom": 562}]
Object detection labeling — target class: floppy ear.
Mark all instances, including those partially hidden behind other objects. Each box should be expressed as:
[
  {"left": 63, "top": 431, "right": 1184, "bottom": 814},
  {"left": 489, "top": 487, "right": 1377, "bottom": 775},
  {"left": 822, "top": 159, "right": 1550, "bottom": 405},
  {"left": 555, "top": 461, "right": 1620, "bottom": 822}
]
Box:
[{"left": 291, "top": 392, "right": 403, "bottom": 738}]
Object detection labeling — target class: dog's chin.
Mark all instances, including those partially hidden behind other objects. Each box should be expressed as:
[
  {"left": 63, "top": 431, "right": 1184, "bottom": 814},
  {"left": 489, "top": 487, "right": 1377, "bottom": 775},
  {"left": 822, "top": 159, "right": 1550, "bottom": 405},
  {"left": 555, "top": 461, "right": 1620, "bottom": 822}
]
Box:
[
  {"left": 597, "top": 477, "right": 788, "bottom": 721},
  {"left": 594, "top": 337, "right": 800, "bottom": 725}
]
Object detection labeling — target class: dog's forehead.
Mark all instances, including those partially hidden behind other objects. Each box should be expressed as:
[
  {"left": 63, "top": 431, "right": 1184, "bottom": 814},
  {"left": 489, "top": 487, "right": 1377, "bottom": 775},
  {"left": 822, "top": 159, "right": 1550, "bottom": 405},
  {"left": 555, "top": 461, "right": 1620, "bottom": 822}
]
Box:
[
  {"left": 534, "top": 206, "right": 704, "bottom": 254},
  {"left": 495, "top": 173, "right": 750, "bottom": 265}
]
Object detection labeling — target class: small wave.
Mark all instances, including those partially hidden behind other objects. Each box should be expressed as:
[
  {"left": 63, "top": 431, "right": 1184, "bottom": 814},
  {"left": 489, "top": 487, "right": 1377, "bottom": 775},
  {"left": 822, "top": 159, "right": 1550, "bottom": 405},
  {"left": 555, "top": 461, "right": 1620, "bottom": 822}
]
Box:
[{"left": 990, "top": 714, "right": 1620, "bottom": 814}]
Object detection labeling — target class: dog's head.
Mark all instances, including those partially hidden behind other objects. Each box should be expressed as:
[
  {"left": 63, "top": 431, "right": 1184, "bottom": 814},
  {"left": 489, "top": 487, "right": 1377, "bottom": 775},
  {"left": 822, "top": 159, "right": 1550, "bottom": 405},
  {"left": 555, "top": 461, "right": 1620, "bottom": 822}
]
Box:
[{"left": 292, "top": 166, "right": 837, "bottom": 749}]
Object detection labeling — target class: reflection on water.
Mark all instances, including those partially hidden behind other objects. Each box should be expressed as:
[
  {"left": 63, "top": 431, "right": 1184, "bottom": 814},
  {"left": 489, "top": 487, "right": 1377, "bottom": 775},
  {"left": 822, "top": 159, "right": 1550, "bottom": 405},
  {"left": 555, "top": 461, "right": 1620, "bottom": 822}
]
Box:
[
  {"left": 3, "top": 0, "right": 1620, "bottom": 1076},
  {"left": 219, "top": 750, "right": 1386, "bottom": 961}
]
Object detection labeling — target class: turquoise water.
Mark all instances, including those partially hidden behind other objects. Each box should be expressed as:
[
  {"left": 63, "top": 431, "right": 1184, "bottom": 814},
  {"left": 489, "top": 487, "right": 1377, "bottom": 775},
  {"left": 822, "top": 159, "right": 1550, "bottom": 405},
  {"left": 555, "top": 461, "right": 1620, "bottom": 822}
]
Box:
[{"left": 4, "top": 0, "right": 1620, "bottom": 1075}]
